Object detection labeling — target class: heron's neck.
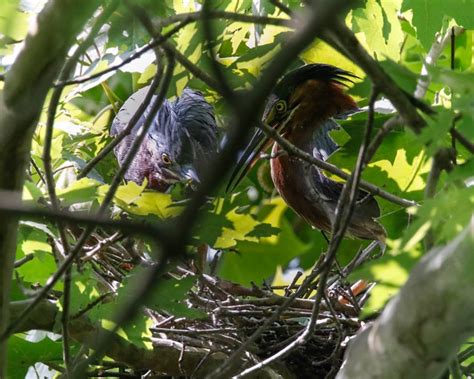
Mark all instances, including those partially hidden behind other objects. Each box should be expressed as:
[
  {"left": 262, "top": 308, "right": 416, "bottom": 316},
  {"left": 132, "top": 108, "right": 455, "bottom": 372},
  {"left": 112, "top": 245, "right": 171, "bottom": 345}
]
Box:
[{"left": 274, "top": 119, "right": 338, "bottom": 160}]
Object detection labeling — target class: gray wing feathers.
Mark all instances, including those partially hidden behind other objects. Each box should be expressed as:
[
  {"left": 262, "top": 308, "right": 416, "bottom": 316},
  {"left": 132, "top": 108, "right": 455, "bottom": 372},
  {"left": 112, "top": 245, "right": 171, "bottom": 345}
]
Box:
[{"left": 310, "top": 118, "right": 381, "bottom": 219}]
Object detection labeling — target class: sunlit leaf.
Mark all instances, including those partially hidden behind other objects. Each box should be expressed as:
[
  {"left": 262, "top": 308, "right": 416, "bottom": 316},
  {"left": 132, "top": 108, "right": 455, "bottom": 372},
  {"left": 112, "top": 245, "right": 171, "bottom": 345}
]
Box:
[
  {"left": 351, "top": 0, "right": 404, "bottom": 60},
  {"left": 57, "top": 177, "right": 101, "bottom": 206}
]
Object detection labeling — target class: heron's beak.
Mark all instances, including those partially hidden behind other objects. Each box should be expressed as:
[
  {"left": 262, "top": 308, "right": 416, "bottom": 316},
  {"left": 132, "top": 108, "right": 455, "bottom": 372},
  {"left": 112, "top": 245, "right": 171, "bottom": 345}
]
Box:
[
  {"left": 226, "top": 127, "right": 269, "bottom": 192},
  {"left": 226, "top": 106, "right": 298, "bottom": 193},
  {"left": 226, "top": 108, "right": 279, "bottom": 193}
]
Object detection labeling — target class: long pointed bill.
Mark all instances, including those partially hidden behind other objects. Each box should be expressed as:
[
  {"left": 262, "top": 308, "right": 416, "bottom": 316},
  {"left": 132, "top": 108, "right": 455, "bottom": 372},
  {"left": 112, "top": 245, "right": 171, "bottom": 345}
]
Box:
[
  {"left": 226, "top": 104, "right": 301, "bottom": 192},
  {"left": 226, "top": 127, "right": 271, "bottom": 192},
  {"left": 226, "top": 112, "right": 294, "bottom": 192}
]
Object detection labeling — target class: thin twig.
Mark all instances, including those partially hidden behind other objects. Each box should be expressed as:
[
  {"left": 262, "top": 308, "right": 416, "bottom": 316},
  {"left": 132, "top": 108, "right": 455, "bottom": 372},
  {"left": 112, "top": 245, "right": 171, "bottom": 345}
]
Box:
[
  {"left": 202, "top": 1, "right": 236, "bottom": 104},
  {"left": 341, "top": 241, "right": 380, "bottom": 277},
  {"left": 155, "top": 10, "right": 289, "bottom": 29},
  {"left": 55, "top": 20, "right": 185, "bottom": 88},
  {"left": 0, "top": 46, "right": 171, "bottom": 343},
  {"left": 326, "top": 22, "right": 426, "bottom": 133},
  {"left": 14, "top": 254, "right": 34, "bottom": 268},
  {"left": 257, "top": 121, "right": 416, "bottom": 208},
  {"left": 365, "top": 116, "right": 402, "bottom": 163},
  {"left": 424, "top": 148, "right": 455, "bottom": 250},
  {"left": 269, "top": 0, "right": 292, "bottom": 15},
  {"left": 81, "top": 232, "right": 122, "bottom": 261},
  {"left": 233, "top": 89, "right": 379, "bottom": 378},
  {"left": 41, "top": 3, "right": 118, "bottom": 370},
  {"left": 0, "top": 192, "right": 166, "bottom": 239},
  {"left": 30, "top": 158, "right": 46, "bottom": 185},
  {"left": 70, "top": 292, "right": 113, "bottom": 320},
  {"left": 451, "top": 127, "right": 474, "bottom": 154},
  {"left": 160, "top": 38, "right": 223, "bottom": 92}
]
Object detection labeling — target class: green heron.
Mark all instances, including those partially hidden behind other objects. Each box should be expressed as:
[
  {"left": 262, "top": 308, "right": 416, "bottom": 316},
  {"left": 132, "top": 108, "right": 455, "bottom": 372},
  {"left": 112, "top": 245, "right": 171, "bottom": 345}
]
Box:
[
  {"left": 112, "top": 87, "right": 218, "bottom": 192},
  {"left": 228, "top": 64, "right": 386, "bottom": 242}
]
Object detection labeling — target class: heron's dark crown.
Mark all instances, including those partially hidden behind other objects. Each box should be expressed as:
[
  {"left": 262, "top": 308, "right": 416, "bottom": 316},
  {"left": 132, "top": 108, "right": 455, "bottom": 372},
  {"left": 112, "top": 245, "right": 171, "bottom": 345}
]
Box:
[
  {"left": 150, "top": 88, "right": 218, "bottom": 162},
  {"left": 273, "top": 64, "right": 358, "bottom": 100}
]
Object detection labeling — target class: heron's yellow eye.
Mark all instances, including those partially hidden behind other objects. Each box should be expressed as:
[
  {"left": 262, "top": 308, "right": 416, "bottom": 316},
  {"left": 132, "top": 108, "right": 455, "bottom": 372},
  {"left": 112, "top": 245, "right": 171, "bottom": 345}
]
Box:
[
  {"left": 162, "top": 153, "right": 172, "bottom": 165},
  {"left": 274, "top": 100, "right": 287, "bottom": 113}
]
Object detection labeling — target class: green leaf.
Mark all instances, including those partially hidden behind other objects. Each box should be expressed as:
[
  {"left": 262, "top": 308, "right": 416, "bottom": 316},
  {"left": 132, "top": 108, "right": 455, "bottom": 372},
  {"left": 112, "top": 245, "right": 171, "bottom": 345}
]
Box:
[
  {"left": 7, "top": 334, "right": 63, "bottom": 379},
  {"left": 89, "top": 269, "right": 203, "bottom": 349},
  {"left": 22, "top": 181, "right": 43, "bottom": 203},
  {"left": 352, "top": 249, "right": 421, "bottom": 315},
  {"left": 57, "top": 178, "right": 101, "bottom": 206},
  {"left": 0, "top": 0, "right": 29, "bottom": 41},
  {"left": 379, "top": 59, "right": 418, "bottom": 94},
  {"left": 118, "top": 191, "right": 182, "bottom": 219},
  {"left": 398, "top": 187, "right": 474, "bottom": 251},
  {"left": 418, "top": 107, "right": 455, "bottom": 155},
  {"left": 196, "top": 193, "right": 279, "bottom": 249},
  {"left": 16, "top": 251, "right": 56, "bottom": 284},
  {"left": 351, "top": 0, "right": 404, "bottom": 60},
  {"left": 402, "top": 0, "right": 474, "bottom": 50},
  {"left": 113, "top": 181, "right": 147, "bottom": 206},
  {"left": 245, "top": 223, "right": 280, "bottom": 238},
  {"left": 61, "top": 266, "right": 102, "bottom": 316},
  {"left": 146, "top": 275, "right": 204, "bottom": 318},
  {"left": 218, "top": 198, "right": 310, "bottom": 284},
  {"left": 428, "top": 65, "right": 474, "bottom": 93}
]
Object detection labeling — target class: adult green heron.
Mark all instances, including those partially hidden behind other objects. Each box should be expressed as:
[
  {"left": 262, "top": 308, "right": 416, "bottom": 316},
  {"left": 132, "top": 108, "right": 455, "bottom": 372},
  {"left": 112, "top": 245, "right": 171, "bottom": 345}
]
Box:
[
  {"left": 228, "top": 64, "right": 386, "bottom": 242},
  {"left": 112, "top": 87, "right": 218, "bottom": 192}
]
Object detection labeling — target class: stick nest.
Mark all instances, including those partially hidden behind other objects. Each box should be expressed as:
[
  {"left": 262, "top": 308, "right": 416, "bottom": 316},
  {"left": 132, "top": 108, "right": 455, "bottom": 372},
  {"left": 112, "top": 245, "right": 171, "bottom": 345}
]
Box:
[{"left": 83, "top": 230, "right": 372, "bottom": 378}]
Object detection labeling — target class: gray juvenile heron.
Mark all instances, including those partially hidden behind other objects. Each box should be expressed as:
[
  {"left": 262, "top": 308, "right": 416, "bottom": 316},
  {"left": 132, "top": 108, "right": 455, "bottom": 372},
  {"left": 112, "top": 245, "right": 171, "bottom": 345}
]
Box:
[{"left": 112, "top": 87, "right": 218, "bottom": 192}]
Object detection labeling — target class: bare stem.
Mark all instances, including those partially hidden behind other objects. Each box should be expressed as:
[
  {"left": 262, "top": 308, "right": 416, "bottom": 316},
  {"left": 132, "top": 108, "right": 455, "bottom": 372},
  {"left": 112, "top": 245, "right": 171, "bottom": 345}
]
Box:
[{"left": 258, "top": 120, "right": 416, "bottom": 208}]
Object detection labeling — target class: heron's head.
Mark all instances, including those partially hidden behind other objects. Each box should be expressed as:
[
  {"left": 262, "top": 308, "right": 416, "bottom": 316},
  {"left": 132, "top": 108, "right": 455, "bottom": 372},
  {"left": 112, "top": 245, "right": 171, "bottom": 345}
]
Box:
[
  {"left": 262, "top": 64, "right": 358, "bottom": 127},
  {"left": 227, "top": 64, "right": 358, "bottom": 191},
  {"left": 148, "top": 89, "right": 217, "bottom": 189}
]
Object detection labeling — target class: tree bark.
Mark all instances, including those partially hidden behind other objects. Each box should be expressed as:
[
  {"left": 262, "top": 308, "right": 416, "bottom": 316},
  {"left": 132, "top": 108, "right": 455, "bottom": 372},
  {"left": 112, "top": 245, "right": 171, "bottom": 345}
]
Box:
[
  {"left": 0, "top": 0, "right": 100, "bottom": 375},
  {"left": 338, "top": 218, "right": 474, "bottom": 379}
]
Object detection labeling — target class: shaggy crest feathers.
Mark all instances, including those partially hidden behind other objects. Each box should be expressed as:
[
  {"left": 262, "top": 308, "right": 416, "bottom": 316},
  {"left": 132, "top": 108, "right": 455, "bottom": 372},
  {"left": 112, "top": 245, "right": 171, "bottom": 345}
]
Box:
[{"left": 273, "top": 64, "right": 358, "bottom": 100}]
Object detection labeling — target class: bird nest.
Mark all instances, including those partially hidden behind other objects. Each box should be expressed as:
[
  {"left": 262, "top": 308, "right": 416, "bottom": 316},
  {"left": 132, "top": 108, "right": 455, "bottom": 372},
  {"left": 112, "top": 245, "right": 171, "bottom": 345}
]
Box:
[{"left": 84, "top": 229, "right": 372, "bottom": 378}]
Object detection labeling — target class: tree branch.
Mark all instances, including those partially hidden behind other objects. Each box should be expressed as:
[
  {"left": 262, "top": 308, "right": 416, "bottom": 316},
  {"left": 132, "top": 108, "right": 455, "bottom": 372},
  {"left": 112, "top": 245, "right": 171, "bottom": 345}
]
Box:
[
  {"left": 234, "top": 88, "right": 380, "bottom": 379},
  {"left": 41, "top": 5, "right": 118, "bottom": 370},
  {"left": 0, "top": 1, "right": 101, "bottom": 375},
  {"left": 415, "top": 26, "right": 464, "bottom": 100},
  {"left": 0, "top": 191, "right": 167, "bottom": 243},
  {"left": 325, "top": 22, "right": 426, "bottom": 133},
  {"left": 451, "top": 127, "right": 474, "bottom": 154},
  {"left": 155, "top": 10, "right": 290, "bottom": 29},
  {"left": 338, "top": 218, "right": 474, "bottom": 379},
  {"left": 257, "top": 121, "right": 416, "bottom": 208}
]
